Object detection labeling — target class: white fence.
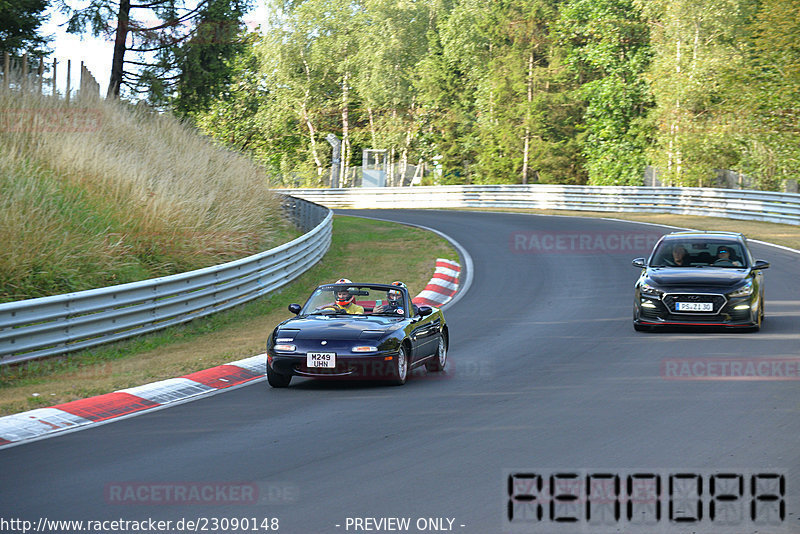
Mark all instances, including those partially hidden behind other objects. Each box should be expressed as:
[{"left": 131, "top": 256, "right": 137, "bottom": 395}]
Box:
[
  {"left": 0, "top": 197, "right": 331, "bottom": 365},
  {"left": 279, "top": 185, "right": 800, "bottom": 225}
]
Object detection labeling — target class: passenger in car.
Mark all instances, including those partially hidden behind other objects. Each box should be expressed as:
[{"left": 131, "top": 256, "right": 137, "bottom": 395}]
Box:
[
  {"left": 666, "top": 244, "right": 690, "bottom": 266},
  {"left": 374, "top": 281, "right": 406, "bottom": 315}
]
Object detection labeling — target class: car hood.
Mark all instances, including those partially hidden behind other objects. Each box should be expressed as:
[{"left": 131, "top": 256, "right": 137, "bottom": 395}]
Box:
[
  {"left": 277, "top": 316, "right": 403, "bottom": 340},
  {"left": 646, "top": 268, "right": 750, "bottom": 287}
]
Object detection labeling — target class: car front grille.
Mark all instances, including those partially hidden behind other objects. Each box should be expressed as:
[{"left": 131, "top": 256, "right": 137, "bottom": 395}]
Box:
[{"left": 663, "top": 293, "right": 727, "bottom": 315}]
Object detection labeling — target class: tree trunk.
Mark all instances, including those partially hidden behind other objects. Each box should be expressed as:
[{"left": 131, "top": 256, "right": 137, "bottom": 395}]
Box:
[
  {"left": 302, "top": 102, "right": 323, "bottom": 179},
  {"left": 301, "top": 56, "right": 324, "bottom": 179},
  {"left": 107, "top": 0, "right": 131, "bottom": 98},
  {"left": 521, "top": 51, "right": 534, "bottom": 184},
  {"left": 368, "top": 106, "right": 377, "bottom": 147},
  {"left": 341, "top": 71, "right": 350, "bottom": 186}
]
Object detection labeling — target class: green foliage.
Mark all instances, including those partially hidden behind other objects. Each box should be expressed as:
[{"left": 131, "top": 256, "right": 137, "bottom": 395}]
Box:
[
  {"left": 189, "top": 0, "right": 798, "bottom": 190},
  {"left": 637, "top": 0, "right": 761, "bottom": 186},
  {"left": 0, "top": 90, "right": 290, "bottom": 303},
  {"left": 558, "top": 0, "right": 652, "bottom": 185},
  {"left": 0, "top": 0, "right": 50, "bottom": 55},
  {"left": 727, "top": 0, "right": 800, "bottom": 189}
]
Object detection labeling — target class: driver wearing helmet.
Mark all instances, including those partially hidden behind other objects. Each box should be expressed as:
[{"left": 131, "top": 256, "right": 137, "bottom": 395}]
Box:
[
  {"left": 373, "top": 281, "right": 407, "bottom": 314},
  {"left": 329, "top": 278, "right": 364, "bottom": 314}
]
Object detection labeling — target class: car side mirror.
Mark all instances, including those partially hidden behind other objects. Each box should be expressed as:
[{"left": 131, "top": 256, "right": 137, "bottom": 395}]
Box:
[
  {"left": 288, "top": 303, "right": 302, "bottom": 315},
  {"left": 752, "top": 260, "right": 770, "bottom": 270},
  {"left": 632, "top": 258, "right": 646, "bottom": 268},
  {"left": 417, "top": 306, "right": 433, "bottom": 317}
]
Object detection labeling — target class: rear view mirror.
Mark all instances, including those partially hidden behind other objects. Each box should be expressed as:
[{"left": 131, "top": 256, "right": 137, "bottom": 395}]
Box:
[
  {"left": 632, "top": 258, "right": 646, "bottom": 268},
  {"left": 417, "top": 306, "right": 433, "bottom": 317},
  {"left": 288, "top": 303, "right": 302, "bottom": 315},
  {"left": 752, "top": 260, "right": 770, "bottom": 270}
]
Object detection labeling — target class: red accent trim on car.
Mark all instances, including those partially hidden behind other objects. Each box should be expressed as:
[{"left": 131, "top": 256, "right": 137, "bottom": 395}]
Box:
[{"left": 639, "top": 321, "right": 751, "bottom": 327}]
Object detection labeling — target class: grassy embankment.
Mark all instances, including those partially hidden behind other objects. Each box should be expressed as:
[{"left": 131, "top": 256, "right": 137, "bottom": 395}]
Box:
[{"left": 0, "top": 89, "right": 293, "bottom": 302}]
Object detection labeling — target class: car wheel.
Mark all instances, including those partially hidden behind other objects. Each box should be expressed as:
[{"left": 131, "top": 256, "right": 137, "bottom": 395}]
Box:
[
  {"left": 267, "top": 365, "right": 291, "bottom": 388},
  {"left": 751, "top": 304, "right": 763, "bottom": 333},
  {"left": 426, "top": 336, "right": 447, "bottom": 372},
  {"left": 391, "top": 345, "right": 409, "bottom": 386}
]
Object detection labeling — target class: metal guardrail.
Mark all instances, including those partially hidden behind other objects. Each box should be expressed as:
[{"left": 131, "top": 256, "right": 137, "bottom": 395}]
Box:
[
  {"left": 279, "top": 185, "right": 800, "bottom": 226},
  {"left": 0, "top": 196, "right": 331, "bottom": 365}
]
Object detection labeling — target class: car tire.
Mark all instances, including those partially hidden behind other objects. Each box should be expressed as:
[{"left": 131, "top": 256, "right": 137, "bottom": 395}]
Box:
[
  {"left": 751, "top": 304, "right": 763, "bottom": 333},
  {"left": 267, "top": 365, "right": 291, "bottom": 388},
  {"left": 426, "top": 335, "right": 447, "bottom": 372},
  {"left": 391, "top": 345, "right": 409, "bottom": 386}
]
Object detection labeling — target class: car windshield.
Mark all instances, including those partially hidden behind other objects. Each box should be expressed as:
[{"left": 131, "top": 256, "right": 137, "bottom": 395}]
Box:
[
  {"left": 649, "top": 239, "right": 747, "bottom": 268},
  {"left": 302, "top": 285, "right": 408, "bottom": 316}
]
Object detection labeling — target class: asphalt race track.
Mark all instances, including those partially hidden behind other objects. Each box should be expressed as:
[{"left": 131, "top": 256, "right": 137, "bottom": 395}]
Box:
[{"left": 1, "top": 209, "right": 798, "bottom": 534}]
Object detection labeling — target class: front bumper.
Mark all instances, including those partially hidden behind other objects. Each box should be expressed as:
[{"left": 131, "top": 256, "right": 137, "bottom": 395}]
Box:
[
  {"left": 634, "top": 291, "right": 759, "bottom": 328},
  {"left": 267, "top": 349, "right": 402, "bottom": 380}
]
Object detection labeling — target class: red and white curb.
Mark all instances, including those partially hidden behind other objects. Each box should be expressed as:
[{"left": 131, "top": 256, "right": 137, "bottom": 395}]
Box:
[
  {"left": 412, "top": 258, "right": 461, "bottom": 308},
  {"left": 0, "top": 259, "right": 462, "bottom": 449},
  {"left": 0, "top": 355, "right": 266, "bottom": 449}
]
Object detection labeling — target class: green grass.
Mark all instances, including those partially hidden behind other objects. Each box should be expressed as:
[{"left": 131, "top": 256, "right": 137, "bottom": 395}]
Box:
[
  {"left": 0, "top": 90, "right": 293, "bottom": 302},
  {"left": 0, "top": 215, "right": 460, "bottom": 415}
]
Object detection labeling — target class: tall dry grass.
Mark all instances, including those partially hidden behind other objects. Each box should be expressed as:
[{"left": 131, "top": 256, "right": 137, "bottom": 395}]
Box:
[{"left": 0, "top": 90, "right": 288, "bottom": 302}]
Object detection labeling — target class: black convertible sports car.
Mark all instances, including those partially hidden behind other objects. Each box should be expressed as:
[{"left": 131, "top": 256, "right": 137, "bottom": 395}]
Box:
[
  {"left": 632, "top": 231, "right": 769, "bottom": 331},
  {"left": 266, "top": 282, "right": 449, "bottom": 387}
]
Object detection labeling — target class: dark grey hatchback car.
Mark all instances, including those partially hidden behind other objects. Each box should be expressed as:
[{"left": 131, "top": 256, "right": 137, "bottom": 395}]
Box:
[{"left": 632, "top": 231, "right": 770, "bottom": 331}]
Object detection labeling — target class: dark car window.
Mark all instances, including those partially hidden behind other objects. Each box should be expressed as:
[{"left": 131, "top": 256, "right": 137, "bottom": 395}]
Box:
[
  {"left": 302, "top": 285, "right": 409, "bottom": 316},
  {"left": 650, "top": 239, "right": 747, "bottom": 268}
]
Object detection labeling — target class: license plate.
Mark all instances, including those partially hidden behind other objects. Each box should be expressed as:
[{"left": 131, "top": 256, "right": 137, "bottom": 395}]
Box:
[
  {"left": 307, "top": 352, "right": 336, "bottom": 368},
  {"left": 676, "top": 302, "right": 713, "bottom": 312}
]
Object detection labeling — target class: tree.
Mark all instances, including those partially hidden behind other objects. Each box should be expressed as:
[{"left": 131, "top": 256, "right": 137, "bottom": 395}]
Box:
[
  {"left": 353, "top": 0, "right": 434, "bottom": 185},
  {"left": 637, "top": 0, "right": 758, "bottom": 186},
  {"left": 559, "top": 0, "right": 653, "bottom": 185},
  {"left": 475, "top": 0, "right": 583, "bottom": 184},
  {"left": 66, "top": 0, "right": 252, "bottom": 99},
  {"left": 0, "top": 0, "right": 50, "bottom": 55},
  {"left": 728, "top": 0, "right": 800, "bottom": 189},
  {"left": 153, "top": 0, "right": 251, "bottom": 111},
  {"left": 415, "top": 0, "right": 584, "bottom": 184}
]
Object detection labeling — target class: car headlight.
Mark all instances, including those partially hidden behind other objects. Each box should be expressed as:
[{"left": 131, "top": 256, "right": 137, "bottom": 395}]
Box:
[
  {"left": 728, "top": 280, "right": 753, "bottom": 298},
  {"left": 639, "top": 282, "right": 664, "bottom": 298}
]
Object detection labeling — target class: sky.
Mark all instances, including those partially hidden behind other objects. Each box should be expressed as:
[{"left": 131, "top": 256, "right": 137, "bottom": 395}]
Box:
[{"left": 40, "top": 0, "right": 268, "bottom": 98}]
